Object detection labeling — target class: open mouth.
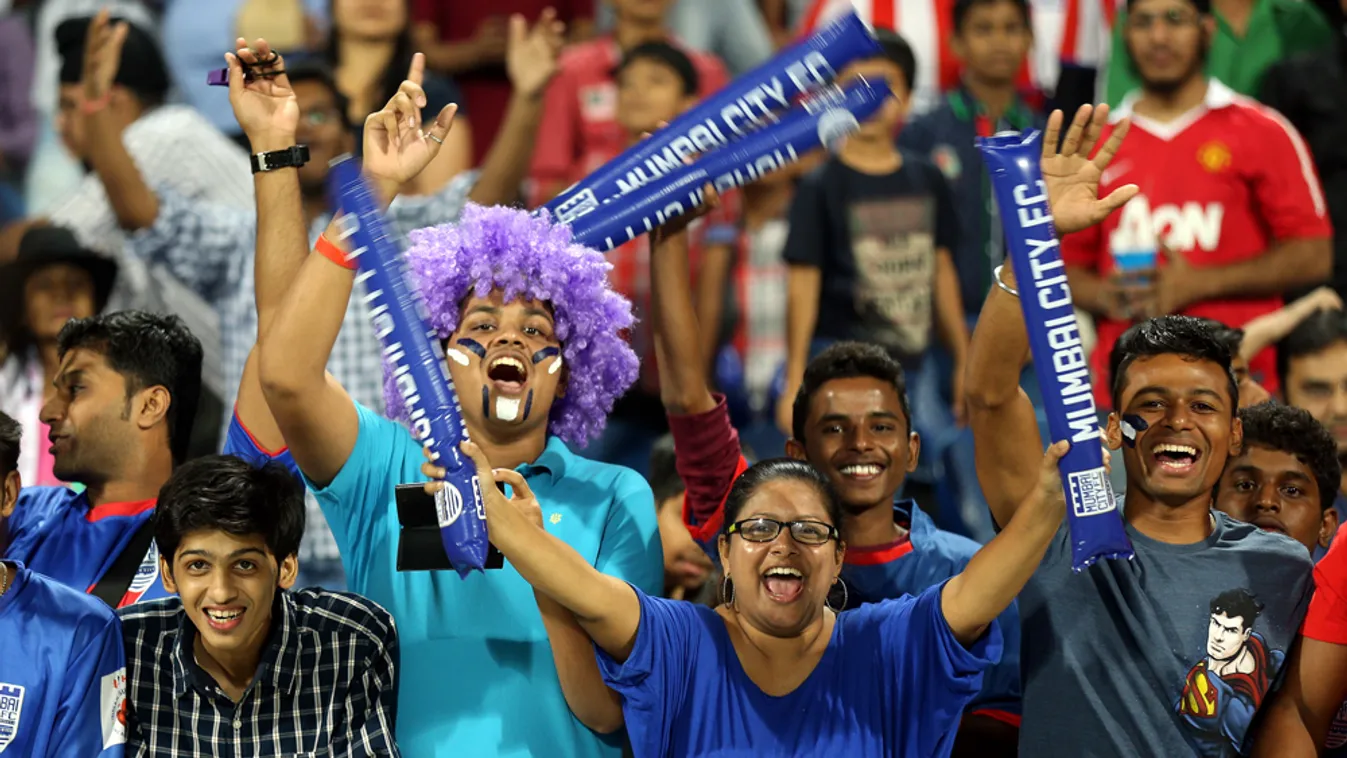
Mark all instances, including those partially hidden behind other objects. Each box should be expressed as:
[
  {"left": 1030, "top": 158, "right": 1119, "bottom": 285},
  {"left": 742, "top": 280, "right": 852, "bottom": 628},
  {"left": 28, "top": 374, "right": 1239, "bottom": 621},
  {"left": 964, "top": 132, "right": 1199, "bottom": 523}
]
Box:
[
  {"left": 204, "top": 608, "right": 245, "bottom": 632},
  {"left": 1152, "top": 443, "right": 1201, "bottom": 474},
  {"left": 837, "top": 463, "right": 886, "bottom": 482},
  {"left": 487, "top": 355, "right": 528, "bottom": 394},
  {"left": 762, "top": 566, "right": 805, "bottom": 603}
]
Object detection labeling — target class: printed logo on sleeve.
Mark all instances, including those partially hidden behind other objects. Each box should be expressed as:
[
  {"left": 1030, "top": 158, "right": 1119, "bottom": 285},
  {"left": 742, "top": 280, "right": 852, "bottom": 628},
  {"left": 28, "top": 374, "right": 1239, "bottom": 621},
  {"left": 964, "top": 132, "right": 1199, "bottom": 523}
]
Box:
[
  {"left": 100, "top": 670, "right": 127, "bottom": 749},
  {"left": 0, "top": 683, "right": 25, "bottom": 753}
]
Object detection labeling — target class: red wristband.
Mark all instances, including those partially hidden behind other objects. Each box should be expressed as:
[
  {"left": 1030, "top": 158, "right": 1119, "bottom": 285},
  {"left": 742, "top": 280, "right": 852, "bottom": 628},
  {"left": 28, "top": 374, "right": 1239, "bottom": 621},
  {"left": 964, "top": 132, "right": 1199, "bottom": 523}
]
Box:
[{"left": 315, "top": 235, "right": 357, "bottom": 270}]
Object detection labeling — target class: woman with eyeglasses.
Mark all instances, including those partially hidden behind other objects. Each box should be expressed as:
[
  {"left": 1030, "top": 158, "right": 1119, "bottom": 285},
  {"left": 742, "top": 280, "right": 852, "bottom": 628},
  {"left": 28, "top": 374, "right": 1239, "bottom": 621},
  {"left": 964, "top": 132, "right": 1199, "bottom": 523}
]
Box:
[{"left": 432, "top": 436, "right": 1073, "bottom": 758}]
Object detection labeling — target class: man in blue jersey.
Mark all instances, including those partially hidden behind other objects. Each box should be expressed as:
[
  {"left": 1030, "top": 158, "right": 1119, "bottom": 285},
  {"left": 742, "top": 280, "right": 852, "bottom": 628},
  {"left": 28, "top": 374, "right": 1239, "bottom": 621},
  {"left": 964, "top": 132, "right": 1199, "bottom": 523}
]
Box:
[
  {"left": 119, "top": 454, "right": 399, "bottom": 756},
  {"left": 0, "top": 409, "right": 129, "bottom": 757},
  {"left": 249, "top": 34, "right": 662, "bottom": 758},
  {"left": 4, "top": 310, "right": 203, "bottom": 608},
  {"left": 649, "top": 209, "right": 1021, "bottom": 753}
]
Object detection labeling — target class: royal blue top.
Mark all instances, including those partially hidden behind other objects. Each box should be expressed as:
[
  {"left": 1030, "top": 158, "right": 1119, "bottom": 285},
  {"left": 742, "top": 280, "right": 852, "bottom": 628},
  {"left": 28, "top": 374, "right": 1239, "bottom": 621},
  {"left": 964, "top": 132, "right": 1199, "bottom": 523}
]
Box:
[{"left": 597, "top": 582, "right": 1002, "bottom": 758}]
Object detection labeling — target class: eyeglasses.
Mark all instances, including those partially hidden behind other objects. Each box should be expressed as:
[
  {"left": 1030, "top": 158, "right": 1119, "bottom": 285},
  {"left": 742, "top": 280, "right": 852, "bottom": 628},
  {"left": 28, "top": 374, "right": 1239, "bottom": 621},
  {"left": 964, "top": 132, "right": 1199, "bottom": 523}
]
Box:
[
  {"left": 1125, "top": 8, "right": 1200, "bottom": 29},
  {"left": 728, "top": 518, "right": 839, "bottom": 546}
]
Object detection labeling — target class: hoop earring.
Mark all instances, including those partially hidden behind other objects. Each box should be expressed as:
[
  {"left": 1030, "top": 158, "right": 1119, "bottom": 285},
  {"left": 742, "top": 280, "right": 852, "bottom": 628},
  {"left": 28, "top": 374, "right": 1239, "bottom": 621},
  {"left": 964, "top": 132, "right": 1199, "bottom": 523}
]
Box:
[
  {"left": 720, "top": 575, "right": 735, "bottom": 607},
  {"left": 824, "top": 577, "right": 848, "bottom": 613}
]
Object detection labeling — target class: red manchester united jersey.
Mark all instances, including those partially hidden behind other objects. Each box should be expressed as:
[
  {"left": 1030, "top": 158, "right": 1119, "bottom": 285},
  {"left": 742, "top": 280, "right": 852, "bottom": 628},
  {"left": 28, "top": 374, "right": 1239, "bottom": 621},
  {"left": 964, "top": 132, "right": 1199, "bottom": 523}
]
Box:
[{"left": 1060, "top": 79, "right": 1330, "bottom": 409}]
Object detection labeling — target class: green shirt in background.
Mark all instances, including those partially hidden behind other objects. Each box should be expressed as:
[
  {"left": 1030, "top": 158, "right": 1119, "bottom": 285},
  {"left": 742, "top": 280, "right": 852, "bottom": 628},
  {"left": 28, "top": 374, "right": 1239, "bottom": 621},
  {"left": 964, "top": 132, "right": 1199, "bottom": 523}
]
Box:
[{"left": 1103, "top": 0, "right": 1335, "bottom": 107}]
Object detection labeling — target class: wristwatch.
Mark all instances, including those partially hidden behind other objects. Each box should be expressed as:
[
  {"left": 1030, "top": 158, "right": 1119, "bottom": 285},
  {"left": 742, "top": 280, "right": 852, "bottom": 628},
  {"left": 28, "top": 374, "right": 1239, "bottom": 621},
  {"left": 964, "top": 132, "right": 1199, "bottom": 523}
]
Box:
[{"left": 251, "top": 145, "right": 310, "bottom": 174}]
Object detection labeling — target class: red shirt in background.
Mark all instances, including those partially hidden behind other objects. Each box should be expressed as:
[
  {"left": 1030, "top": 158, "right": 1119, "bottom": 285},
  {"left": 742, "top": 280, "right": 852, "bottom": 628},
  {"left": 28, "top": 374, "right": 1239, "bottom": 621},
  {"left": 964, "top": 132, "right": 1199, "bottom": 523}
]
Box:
[
  {"left": 1059, "top": 79, "right": 1330, "bottom": 409},
  {"left": 411, "top": 0, "right": 594, "bottom": 165},
  {"left": 529, "top": 36, "right": 730, "bottom": 204},
  {"left": 1305, "top": 530, "right": 1347, "bottom": 645}
]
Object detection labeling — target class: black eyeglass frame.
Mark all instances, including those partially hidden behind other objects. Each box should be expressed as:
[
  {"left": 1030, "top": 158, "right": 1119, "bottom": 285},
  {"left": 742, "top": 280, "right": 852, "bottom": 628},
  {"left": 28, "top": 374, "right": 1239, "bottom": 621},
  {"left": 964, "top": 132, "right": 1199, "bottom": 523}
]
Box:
[{"left": 727, "top": 517, "right": 841, "bottom": 546}]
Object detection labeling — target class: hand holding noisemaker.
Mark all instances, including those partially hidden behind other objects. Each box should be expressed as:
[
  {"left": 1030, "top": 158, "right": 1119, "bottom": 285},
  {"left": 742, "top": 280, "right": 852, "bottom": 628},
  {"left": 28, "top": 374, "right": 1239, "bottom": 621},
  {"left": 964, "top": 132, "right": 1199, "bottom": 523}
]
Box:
[
  {"left": 327, "top": 157, "right": 489, "bottom": 576},
  {"left": 976, "top": 130, "right": 1133, "bottom": 571}
]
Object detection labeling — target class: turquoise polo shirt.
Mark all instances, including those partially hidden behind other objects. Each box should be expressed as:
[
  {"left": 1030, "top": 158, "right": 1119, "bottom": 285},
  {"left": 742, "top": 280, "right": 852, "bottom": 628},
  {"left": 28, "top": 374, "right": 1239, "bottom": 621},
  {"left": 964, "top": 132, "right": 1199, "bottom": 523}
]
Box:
[{"left": 305, "top": 402, "right": 664, "bottom": 758}]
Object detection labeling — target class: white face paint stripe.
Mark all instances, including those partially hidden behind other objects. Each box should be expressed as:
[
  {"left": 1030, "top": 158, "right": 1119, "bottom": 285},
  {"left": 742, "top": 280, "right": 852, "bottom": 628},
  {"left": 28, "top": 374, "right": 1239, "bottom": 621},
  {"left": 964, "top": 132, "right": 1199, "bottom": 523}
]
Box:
[
  {"left": 447, "top": 348, "right": 470, "bottom": 366},
  {"left": 495, "top": 397, "right": 521, "bottom": 422},
  {"left": 548, "top": 357, "right": 563, "bottom": 375}
]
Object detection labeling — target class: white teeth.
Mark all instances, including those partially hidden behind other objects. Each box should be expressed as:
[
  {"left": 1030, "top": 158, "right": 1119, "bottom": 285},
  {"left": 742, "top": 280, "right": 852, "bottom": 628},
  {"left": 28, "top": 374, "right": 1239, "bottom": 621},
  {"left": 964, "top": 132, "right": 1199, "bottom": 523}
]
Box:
[
  {"left": 1152, "top": 444, "right": 1198, "bottom": 457},
  {"left": 489, "top": 356, "right": 525, "bottom": 373},
  {"left": 206, "top": 610, "right": 242, "bottom": 621},
  {"left": 840, "top": 464, "right": 883, "bottom": 476},
  {"left": 764, "top": 567, "right": 803, "bottom": 578}
]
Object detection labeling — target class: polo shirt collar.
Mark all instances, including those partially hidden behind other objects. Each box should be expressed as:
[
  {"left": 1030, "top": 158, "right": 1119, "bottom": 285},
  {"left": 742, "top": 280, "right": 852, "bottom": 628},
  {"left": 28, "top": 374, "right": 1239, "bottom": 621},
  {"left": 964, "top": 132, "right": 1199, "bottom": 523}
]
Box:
[
  {"left": 517, "top": 436, "right": 573, "bottom": 485},
  {"left": 171, "top": 591, "right": 301, "bottom": 699},
  {"left": 1112, "top": 77, "right": 1237, "bottom": 123}
]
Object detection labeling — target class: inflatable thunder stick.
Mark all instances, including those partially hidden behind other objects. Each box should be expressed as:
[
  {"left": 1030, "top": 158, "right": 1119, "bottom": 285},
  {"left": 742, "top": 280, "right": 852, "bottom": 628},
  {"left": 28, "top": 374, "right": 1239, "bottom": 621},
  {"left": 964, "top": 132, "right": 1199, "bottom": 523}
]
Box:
[
  {"left": 327, "top": 158, "right": 489, "bottom": 576},
  {"left": 977, "top": 130, "right": 1133, "bottom": 571},
  {"left": 569, "top": 78, "right": 891, "bottom": 252},
  {"left": 544, "top": 10, "right": 880, "bottom": 226}
]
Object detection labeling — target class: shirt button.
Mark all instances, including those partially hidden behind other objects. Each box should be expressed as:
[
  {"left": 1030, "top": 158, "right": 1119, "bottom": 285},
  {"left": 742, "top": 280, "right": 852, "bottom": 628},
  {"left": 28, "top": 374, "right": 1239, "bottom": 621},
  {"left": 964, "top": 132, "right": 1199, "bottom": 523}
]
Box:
[{"left": 233, "top": 720, "right": 242, "bottom": 730}]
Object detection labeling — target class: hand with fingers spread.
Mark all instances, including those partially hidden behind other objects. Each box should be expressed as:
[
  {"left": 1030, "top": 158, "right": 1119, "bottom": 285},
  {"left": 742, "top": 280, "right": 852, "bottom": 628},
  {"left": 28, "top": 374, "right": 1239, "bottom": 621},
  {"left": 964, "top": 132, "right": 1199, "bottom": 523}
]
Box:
[
  {"left": 81, "top": 9, "right": 129, "bottom": 110},
  {"left": 363, "top": 52, "right": 458, "bottom": 192},
  {"left": 506, "top": 9, "right": 567, "bottom": 100},
  {"left": 224, "top": 37, "right": 299, "bottom": 152},
  {"left": 1041, "top": 104, "right": 1140, "bottom": 237}
]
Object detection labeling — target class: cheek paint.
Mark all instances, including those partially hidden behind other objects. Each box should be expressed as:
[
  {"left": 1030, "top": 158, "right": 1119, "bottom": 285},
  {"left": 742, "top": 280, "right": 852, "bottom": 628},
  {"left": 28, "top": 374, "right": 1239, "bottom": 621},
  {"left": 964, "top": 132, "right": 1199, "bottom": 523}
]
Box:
[
  {"left": 481, "top": 386, "right": 490, "bottom": 420},
  {"left": 446, "top": 348, "right": 470, "bottom": 366},
  {"left": 523, "top": 389, "right": 533, "bottom": 421},
  {"left": 457, "top": 339, "right": 487, "bottom": 359},
  {"left": 531, "top": 347, "right": 560, "bottom": 364},
  {"left": 549, "top": 358, "right": 563, "bottom": 376},
  {"left": 495, "top": 397, "right": 522, "bottom": 421},
  {"left": 1120, "top": 414, "right": 1149, "bottom": 448}
]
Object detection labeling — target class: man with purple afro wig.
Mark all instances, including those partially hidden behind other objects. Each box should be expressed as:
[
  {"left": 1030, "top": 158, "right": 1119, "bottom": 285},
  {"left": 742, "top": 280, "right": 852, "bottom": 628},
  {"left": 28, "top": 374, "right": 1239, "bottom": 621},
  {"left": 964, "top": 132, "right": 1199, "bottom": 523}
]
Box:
[{"left": 255, "top": 41, "right": 663, "bottom": 758}]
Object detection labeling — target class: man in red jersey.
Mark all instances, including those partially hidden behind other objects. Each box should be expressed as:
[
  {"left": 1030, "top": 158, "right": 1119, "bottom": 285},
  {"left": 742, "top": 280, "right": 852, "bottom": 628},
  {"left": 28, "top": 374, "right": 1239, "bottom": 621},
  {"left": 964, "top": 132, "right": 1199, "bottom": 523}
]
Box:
[{"left": 1060, "top": 0, "right": 1331, "bottom": 411}]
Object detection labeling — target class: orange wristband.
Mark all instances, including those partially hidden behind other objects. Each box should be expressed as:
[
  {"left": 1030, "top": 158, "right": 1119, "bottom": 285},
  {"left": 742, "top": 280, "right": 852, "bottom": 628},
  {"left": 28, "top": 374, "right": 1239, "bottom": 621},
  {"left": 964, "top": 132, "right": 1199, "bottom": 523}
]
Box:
[{"left": 315, "top": 234, "right": 356, "bottom": 270}]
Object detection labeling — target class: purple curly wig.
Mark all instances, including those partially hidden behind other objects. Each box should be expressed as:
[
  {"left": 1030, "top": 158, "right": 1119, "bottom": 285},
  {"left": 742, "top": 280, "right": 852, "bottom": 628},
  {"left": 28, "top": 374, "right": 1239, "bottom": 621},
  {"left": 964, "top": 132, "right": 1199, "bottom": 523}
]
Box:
[{"left": 381, "top": 203, "right": 639, "bottom": 445}]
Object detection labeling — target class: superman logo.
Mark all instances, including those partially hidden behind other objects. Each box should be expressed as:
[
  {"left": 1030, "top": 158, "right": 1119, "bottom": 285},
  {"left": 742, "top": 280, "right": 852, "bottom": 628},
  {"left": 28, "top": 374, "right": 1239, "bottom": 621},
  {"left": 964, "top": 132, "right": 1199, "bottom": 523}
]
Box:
[{"left": 1181, "top": 666, "right": 1219, "bottom": 718}]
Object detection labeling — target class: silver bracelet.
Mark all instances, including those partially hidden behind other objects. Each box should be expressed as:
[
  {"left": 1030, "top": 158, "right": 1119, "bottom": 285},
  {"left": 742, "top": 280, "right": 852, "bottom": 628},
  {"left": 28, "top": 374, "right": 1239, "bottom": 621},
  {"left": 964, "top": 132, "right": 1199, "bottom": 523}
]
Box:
[{"left": 993, "top": 265, "right": 1019, "bottom": 298}]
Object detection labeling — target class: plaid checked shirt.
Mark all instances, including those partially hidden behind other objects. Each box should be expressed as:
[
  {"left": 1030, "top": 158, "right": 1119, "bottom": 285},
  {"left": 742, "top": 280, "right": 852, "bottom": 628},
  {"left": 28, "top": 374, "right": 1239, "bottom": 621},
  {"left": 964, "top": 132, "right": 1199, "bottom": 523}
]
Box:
[
  {"left": 118, "top": 588, "right": 400, "bottom": 757},
  {"left": 127, "top": 171, "right": 479, "bottom": 441}
]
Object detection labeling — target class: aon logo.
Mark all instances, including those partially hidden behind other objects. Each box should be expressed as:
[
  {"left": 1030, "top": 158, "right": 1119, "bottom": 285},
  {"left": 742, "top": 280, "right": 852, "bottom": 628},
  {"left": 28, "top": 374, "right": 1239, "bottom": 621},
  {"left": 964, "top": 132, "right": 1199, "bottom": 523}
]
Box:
[{"left": 1110, "top": 197, "right": 1224, "bottom": 252}]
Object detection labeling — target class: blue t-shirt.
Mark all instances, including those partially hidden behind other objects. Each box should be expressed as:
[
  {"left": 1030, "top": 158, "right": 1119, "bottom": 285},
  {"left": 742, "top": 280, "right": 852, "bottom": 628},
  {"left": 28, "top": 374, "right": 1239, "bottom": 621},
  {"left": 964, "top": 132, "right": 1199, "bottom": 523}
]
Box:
[
  {"left": 842, "top": 501, "right": 1022, "bottom": 715},
  {"left": 7, "top": 487, "right": 171, "bottom": 608},
  {"left": 305, "top": 402, "right": 664, "bottom": 758},
  {"left": 0, "top": 563, "right": 128, "bottom": 757},
  {"left": 598, "top": 583, "right": 1001, "bottom": 758}
]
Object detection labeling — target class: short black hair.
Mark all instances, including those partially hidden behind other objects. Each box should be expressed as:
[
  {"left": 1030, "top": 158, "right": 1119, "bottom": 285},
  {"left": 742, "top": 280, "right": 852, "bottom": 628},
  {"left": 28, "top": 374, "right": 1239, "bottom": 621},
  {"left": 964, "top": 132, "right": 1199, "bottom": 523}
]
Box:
[
  {"left": 1209, "top": 588, "right": 1263, "bottom": 631},
  {"left": 57, "top": 311, "right": 203, "bottom": 464},
  {"left": 721, "top": 458, "right": 843, "bottom": 536},
  {"left": 285, "top": 57, "right": 355, "bottom": 133},
  {"left": 615, "top": 41, "right": 699, "bottom": 96},
  {"left": 649, "top": 433, "right": 755, "bottom": 505},
  {"left": 154, "top": 455, "right": 306, "bottom": 566},
  {"left": 1277, "top": 308, "right": 1347, "bottom": 391},
  {"left": 1190, "top": 317, "right": 1244, "bottom": 360},
  {"left": 1108, "top": 315, "right": 1239, "bottom": 413},
  {"left": 873, "top": 29, "right": 917, "bottom": 95},
  {"left": 793, "top": 342, "right": 912, "bottom": 442},
  {"left": 953, "top": 0, "right": 1031, "bottom": 31},
  {"left": 0, "top": 410, "right": 20, "bottom": 476},
  {"left": 1237, "top": 402, "right": 1341, "bottom": 513},
  {"left": 1126, "top": 0, "right": 1211, "bottom": 14}
]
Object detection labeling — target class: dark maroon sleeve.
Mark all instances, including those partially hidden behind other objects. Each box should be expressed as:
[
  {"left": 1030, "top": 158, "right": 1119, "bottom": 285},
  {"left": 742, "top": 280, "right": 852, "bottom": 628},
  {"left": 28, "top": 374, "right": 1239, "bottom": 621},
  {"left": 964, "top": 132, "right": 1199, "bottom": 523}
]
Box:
[{"left": 667, "top": 394, "right": 750, "bottom": 549}]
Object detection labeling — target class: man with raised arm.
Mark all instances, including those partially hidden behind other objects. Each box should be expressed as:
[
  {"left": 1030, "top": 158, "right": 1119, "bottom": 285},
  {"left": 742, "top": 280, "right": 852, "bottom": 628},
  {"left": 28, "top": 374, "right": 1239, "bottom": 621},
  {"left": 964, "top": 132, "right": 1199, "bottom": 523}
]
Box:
[
  {"left": 965, "top": 105, "right": 1315, "bottom": 756},
  {"left": 252, "top": 42, "right": 662, "bottom": 758}
]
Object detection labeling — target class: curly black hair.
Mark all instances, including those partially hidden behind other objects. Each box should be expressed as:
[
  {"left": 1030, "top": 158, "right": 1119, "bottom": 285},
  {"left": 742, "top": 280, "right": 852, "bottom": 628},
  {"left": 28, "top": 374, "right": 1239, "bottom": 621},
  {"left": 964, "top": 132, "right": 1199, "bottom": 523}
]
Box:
[{"left": 1237, "top": 401, "right": 1341, "bottom": 512}]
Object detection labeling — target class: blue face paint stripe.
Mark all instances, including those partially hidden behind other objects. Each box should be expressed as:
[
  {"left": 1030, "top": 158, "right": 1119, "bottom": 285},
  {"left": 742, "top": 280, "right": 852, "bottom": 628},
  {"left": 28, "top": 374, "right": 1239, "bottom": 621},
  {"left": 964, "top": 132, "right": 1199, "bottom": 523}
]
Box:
[
  {"left": 531, "top": 347, "right": 560, "bottom": 364},
  {"left": 1120, "top": 414, "right": 1149, "bottom": 447},
  {"left": 457, "top": 339, "right": 487, "bottom": 358},
  {"left": 481, "top": 386, "right": 490, "bottom": 419},
  {"left": 523, "top": 389, "right": 533, "bottom": 421}
]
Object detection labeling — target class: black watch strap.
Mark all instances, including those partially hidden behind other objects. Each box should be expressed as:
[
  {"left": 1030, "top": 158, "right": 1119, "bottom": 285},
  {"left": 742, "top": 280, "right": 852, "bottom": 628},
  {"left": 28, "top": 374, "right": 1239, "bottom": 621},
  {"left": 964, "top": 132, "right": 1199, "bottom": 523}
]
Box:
[{"left": 251, "top": 145, "right": 310, "bottom": 174}]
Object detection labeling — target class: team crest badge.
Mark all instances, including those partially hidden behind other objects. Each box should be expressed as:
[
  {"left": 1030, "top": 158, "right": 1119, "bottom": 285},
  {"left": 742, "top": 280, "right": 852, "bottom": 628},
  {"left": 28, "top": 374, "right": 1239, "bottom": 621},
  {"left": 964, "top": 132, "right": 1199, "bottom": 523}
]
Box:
[
  {"left": 120, "top": 541, "right": 161, "bottom": 607},
  {"left": 100, "top": 670, "right": 127, "bottom": 749},
  {"left": 932, "top": 144, "right": 961, "bottom": 180},
  {"left": 1197, "top": 141, "right": 1232, "bottom": 173},
  {"left": 0, "top": 682, "right": 25, "bottom": 753}
]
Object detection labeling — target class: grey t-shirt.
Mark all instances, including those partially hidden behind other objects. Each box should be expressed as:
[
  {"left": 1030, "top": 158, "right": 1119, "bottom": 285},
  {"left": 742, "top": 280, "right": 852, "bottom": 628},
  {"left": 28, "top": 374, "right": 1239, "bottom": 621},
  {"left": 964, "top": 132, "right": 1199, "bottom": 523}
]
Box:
[{"left": 1019, "top": 511, "right": 1313, "bottom": 757}]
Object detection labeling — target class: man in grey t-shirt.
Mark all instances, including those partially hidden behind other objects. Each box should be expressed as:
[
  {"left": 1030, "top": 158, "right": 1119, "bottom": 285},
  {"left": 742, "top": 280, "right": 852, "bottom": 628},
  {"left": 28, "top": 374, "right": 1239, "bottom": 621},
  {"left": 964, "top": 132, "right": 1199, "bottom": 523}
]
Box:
[{"left": 966, "top": 119, "right": 1314, "bottom": 755}]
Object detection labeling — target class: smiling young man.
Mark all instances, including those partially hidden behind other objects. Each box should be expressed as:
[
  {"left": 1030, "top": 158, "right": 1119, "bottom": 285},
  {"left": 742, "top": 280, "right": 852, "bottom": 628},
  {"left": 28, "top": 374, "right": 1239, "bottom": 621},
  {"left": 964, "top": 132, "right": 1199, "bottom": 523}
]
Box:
[
  {"left": 5, "top": 310, "right": 202, "bottom": 609},
  {"left": 253, "top": 48, "right": 661, "bottom": 757},
  {"left": 1215, "top": 401, "right": 1339, "bottom": 553},
  {"left": 0, "top": 410, "right": 129, "bottom": 758},
  {"left": 117, "top": 455, "right": 398, "bottom": 756}
]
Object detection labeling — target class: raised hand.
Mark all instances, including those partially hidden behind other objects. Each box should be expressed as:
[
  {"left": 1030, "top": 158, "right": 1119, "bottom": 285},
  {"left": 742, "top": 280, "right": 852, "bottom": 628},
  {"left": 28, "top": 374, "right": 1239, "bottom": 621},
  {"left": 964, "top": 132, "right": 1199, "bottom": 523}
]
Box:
[
  {"left": 506, "top": 9, "right": 566, "bottom": 99},
  {"left": 363, "top": 52, "right": 457, "bottom": 191},
  {"left": 81, "top": 9, "right": 129, "bottom": 108},
  {"left": 1041, "top": 104, "right": 1139, "bottom": 237},
  {"left": 224, "top": 38, "right": 299, "bottom": 151}
]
